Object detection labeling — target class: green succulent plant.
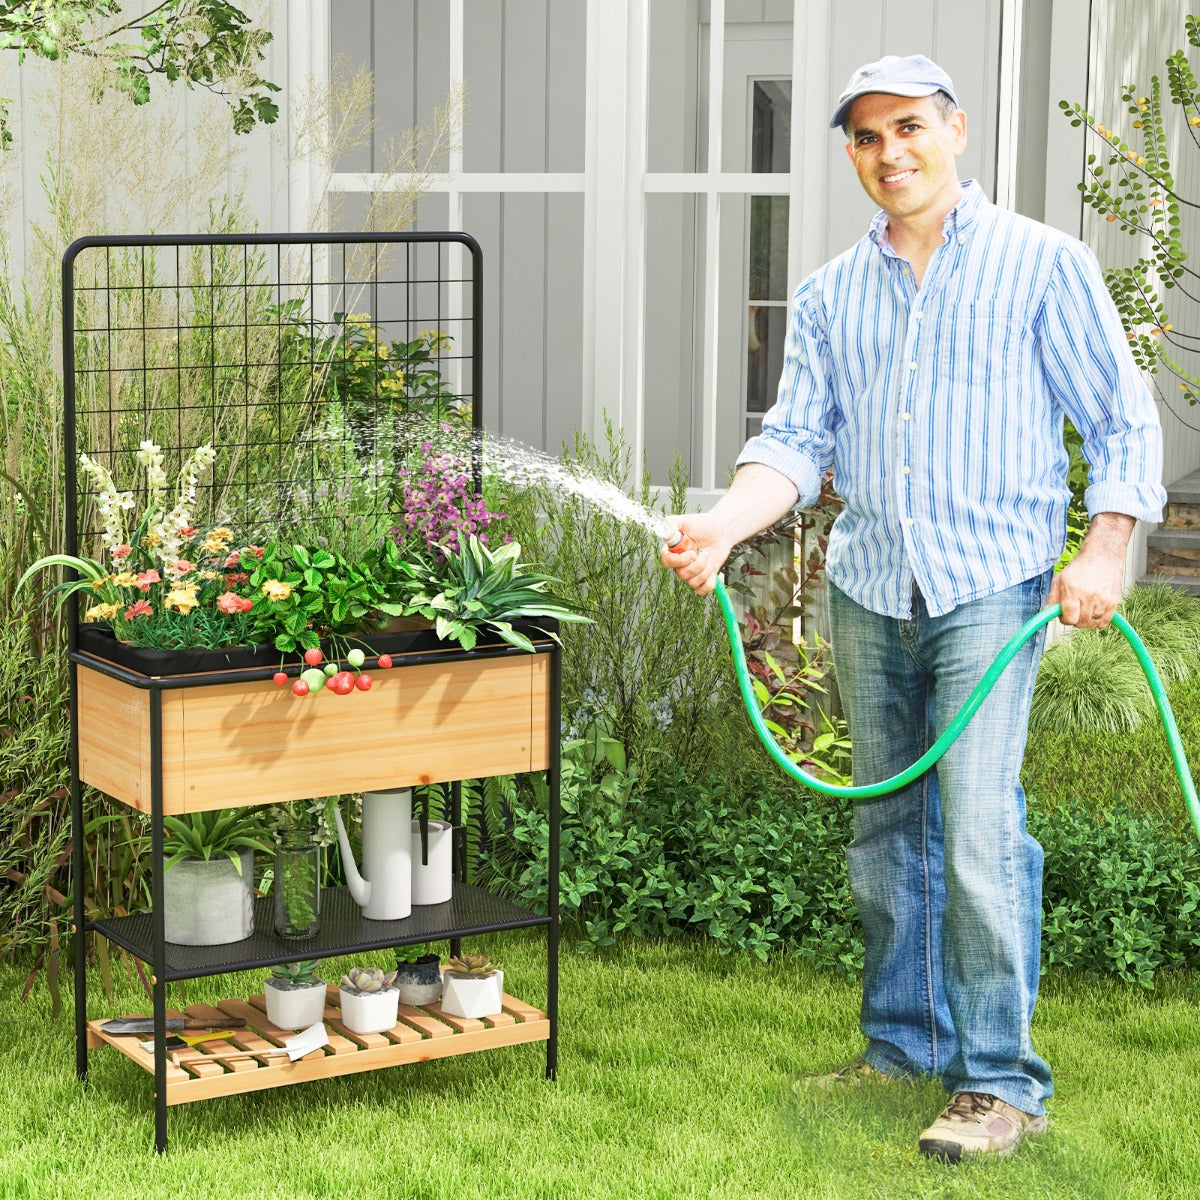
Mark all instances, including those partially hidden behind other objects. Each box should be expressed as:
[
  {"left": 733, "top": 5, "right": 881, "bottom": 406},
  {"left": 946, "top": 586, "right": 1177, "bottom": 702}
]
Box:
[
  {"left": 444, "top": 953, "right": 499, "bottom": 979},
  {"left": 269, "top": 960, "right": 322, "bottom": 989},
  {"left": 340, "top": 966, "right": 398, "bottom": 994},
  {"left": 162, "top": 808, "right": 272, "bottom": 873}
]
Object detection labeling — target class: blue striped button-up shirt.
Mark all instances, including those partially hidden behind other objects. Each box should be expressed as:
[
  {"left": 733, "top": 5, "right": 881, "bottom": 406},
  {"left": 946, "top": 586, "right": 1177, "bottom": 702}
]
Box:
[{"left": 737, "top": 179, "right": 1166, "bottom": 618}]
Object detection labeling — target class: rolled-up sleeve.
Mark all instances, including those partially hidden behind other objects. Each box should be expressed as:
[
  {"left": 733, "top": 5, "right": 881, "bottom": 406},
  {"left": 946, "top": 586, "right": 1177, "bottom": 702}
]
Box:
[
  {"left": 736, "top": 280, "right": 841, "bottom": 508},
  {"left": 1037, "top": 239, "right": 1166, "bottom": 523}
]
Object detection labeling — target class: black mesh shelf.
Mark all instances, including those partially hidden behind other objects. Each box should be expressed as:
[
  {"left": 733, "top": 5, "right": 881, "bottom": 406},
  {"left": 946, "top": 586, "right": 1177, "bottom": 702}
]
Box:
[{"left": 90, "top": 883, "right": 549, "bottom": 981}]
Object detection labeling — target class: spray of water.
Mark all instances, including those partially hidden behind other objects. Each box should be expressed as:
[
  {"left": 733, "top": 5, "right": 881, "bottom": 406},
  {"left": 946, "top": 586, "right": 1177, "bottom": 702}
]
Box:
[
  {"left": 476, "top": 432, "right": 669, "bottom": 543},
  {"left": 230, "top": 413, "right": 672, "bottom": 550}
]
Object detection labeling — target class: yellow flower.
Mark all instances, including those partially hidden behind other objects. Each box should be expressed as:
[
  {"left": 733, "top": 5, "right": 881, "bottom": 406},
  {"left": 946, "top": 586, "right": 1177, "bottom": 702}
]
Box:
[
  {"left": 143, "top": 532, "right": 162, "bottom": 548},
  {"left": 166, "top": 583, "right": 200, "bottom": 614},
  {"left": 261, "top": 579, "right": 293, "bottom": 602},
  {"left": 110, "top": 572, "right": 138, "bottom": 587},
  {"left": 85, "top": 603, "right": 121, "bottom": 621},
  {"left": 201, "top": 527, "right": 233, "bottom": 553}
]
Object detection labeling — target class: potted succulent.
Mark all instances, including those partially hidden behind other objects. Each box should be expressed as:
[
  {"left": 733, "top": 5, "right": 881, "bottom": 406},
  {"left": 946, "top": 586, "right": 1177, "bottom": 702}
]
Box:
[
  {"left": 264, "top": 960, "right": 327, "bottom": 1030},
  {"left": 439, "top": 953, "right": 505, "bottom": 1020},
  {"left": 338, "top": 966, "right": 400, "bottom": 1034},
  {"left": 161, "top": 809, "right": 271, "bottom": 946},
  {"left": 394, "top": 943, "right": 443, "bottom": 1006}
]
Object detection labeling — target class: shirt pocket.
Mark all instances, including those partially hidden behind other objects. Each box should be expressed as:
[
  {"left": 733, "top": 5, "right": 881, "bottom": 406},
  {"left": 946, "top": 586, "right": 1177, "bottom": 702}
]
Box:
[{"left": 937, "top": 301, "right": 1024, "bottom": 388}]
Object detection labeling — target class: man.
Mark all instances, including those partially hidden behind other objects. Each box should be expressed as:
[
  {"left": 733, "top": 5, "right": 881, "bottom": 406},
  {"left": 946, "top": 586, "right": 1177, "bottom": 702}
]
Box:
[{"left": 662, "top": 55, "right": 1165, "bottom": 1161}]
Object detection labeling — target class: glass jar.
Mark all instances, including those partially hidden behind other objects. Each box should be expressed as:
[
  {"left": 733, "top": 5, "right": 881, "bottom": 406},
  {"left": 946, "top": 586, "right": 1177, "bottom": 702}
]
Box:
[{"left": 274, "top": 826, "right": 321, "bottom": 939}]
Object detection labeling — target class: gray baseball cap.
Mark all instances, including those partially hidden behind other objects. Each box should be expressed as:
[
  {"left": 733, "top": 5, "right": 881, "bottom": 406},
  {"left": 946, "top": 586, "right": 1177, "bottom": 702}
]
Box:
[{"left": 830, "top": 54, "right": 958, "bottom": 130}]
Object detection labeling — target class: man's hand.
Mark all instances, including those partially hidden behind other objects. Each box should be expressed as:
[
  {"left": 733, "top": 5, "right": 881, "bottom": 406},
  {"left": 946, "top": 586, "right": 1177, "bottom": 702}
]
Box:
[
  {"left": 1047, "top": 512, "right": 1135, "bottom": 628},
  {"left": 660, "top": 513, "right": 735, "bottom": 596},
  {"left": 659, "top": 464, "right": 801, "bottom": 596}
]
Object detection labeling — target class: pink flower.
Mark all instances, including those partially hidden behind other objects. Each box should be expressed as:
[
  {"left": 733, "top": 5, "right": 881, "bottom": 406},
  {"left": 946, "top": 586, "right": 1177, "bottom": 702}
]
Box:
[
  {"left": 173, "top": 559, "right": 194, "bottom": 575},
  {"left": 112, "top": 544, "right": 133, "bottom": 560},
  {"left": 246, "top": 545, "right": 265, "bottom": 559},
  {"left": 178, "top": 524, "right": 198, "bottom": 539},
  {"left": 224, "top": 572, "right": 248, "bottom": 586},
  {"left": 223, "top": 551, "right": 241, "bottom": 568},
  {"left": 217, "top": 591, "right": 253, "bottom": 614},
  {"left": 124, "top": 599, "right": 153, "bottom": 620},
  {"left": 135, "top": 569, "right": 161, "bottom": 591}
]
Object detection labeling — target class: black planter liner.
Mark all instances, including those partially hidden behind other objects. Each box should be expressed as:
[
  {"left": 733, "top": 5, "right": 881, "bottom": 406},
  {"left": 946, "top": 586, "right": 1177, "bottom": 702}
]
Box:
[{"left": 76, "top": 618, "right": 559, "bottom": 679}]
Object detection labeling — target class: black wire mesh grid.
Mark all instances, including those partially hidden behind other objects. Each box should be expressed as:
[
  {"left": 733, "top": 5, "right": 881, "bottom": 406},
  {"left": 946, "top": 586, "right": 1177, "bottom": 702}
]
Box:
[{"left": 62, "top": 232, "right": 483, "bottom": 558}]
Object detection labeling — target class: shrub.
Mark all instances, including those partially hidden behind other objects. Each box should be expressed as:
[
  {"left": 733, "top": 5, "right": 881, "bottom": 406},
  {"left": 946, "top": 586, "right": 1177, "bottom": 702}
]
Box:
[{"left": 1032, "top": 799, "right": 1200, "bottom": 987}]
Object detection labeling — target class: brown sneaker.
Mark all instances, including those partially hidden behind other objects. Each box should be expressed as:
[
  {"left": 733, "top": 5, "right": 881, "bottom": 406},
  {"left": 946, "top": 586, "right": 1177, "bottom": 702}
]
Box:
[
  {"left": 918, "top": 1091, "right": 1048, "bottom": 1161},
  {"left": 794, "top": 1056, "right": 891, "bottom": 1093}
]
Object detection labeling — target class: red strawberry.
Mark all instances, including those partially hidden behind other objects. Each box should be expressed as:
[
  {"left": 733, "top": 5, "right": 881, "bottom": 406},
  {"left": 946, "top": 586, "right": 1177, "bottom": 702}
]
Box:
[
  {"left": 273, "top": 671, "right": 289, "bottom": 687},
  {"left": 376, "top": 653, "right": 393, "bottom": 669},
  {"left": 355, "top": 673, "right": 373, "bottom": 692},
  {"left": 291, "top": 679, "right": 310, "bottom": 697},
  {"left": 303, "top": 647, "right": 323, "bottom": 666}
]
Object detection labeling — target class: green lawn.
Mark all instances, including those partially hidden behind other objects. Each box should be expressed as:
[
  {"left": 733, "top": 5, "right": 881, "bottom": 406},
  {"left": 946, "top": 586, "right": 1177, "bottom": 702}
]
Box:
[{"left": 4, "top": 931, "right": 1200, "bottom": 1200}]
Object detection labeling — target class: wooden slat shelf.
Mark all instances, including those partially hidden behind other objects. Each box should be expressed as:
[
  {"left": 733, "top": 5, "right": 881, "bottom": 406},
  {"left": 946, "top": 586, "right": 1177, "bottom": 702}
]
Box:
[{"left": 87, "top": 987, "right": 550, "bottom": 1106}]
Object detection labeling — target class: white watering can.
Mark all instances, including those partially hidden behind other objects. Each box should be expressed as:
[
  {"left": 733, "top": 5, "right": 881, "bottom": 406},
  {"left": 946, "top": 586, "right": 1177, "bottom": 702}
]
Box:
[{"left": 333, "top": 787, "right": 412, "bottom": 920}]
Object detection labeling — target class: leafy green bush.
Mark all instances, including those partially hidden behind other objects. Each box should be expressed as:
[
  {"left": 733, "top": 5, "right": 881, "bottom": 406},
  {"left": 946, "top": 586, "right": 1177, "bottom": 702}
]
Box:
[
  {"left": 482, "top": 731, "right": 1200, "bottom": 985},
  {"left": 483, "top": 740, "right": 862, "bottom": 972},
  {"left": 1032, "top": 799, "right": 1200, "bottom": 987}
]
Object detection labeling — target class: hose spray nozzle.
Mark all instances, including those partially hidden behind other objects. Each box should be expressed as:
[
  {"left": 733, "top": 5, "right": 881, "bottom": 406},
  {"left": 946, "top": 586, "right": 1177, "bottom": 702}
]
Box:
[{"left": 663, "top": 528, "right": 697, "bottom": 555}]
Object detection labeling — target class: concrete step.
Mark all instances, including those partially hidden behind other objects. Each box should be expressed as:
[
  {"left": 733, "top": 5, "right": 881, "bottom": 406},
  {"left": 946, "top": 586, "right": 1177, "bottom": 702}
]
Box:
[
  {"left": 1146, "top": 528, "right": 1200, "bottom": 572},
  {"left": 1160, "top": 469, "right": 1200, "bottom": 529},
  {"left": 1139, "top": 572, "right": 1200, "bottom": 595}
]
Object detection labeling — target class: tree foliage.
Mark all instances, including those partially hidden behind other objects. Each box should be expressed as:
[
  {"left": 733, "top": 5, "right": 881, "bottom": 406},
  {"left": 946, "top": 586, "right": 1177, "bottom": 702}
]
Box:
[
  {"left": 0, "top": 0, "right": 279, "bottom": 147},
  {"left": 1059, "top": 13, "right": 1200, "bottom": 408}
]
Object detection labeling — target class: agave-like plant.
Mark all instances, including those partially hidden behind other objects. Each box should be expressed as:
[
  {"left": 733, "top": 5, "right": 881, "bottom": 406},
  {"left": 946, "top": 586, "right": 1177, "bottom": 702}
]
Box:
[
  {"left": 162, "top": 809, "right": 272, "bottom": 873},
  {"left": 340, "top": 966, "right": 398, "bottom": 994},
  {"left": 402, "top": 535, "right": 591, "bottom": 652},
  {"left": 269, "top": 960, "right": 323, "bottom": 988},
  {"left": 444, "top": 953, "right": 499, "bottom": 979}
]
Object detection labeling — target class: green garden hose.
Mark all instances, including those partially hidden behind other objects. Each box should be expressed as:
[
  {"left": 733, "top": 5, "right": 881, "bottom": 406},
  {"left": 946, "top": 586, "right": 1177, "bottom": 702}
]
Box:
[{"left": 703, "top": 572, "right": 1200, "bottom": 844}]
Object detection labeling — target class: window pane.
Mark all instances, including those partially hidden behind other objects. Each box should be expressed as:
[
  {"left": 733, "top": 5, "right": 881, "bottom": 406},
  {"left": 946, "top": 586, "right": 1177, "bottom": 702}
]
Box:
[
  {"left": 746, "top": 304, "right": 787, "bottom": 417},
  {"left": 751, "top": 79, "right": 791, "bottom": 172}
]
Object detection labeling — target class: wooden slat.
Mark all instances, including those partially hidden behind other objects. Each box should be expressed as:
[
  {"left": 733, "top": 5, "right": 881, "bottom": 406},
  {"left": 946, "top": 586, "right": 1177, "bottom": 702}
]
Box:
[
  {"left": 164, "top": 1016, "right": 552, "bottom": 1104},
  {"left": 396, "top": 1005, "right": 456, "bottom": 1039},
  {"left": 91, "top": 989, "right": 550, "bottom": 1106},
  {"left": 500, "top": 993, "right": 544, "bottom": 1022},
  {"left": 86, "top": 1018, "right": 190, "bottom": 1084},
  {"left": 423, "top": 1007, "right": 487, "bottom": 1035}
]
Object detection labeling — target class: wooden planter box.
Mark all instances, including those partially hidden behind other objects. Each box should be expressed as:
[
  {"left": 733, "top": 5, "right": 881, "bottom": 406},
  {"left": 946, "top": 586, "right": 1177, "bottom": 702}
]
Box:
[{"left": 74, "top": 630, "right": 554, "bottom": 815}]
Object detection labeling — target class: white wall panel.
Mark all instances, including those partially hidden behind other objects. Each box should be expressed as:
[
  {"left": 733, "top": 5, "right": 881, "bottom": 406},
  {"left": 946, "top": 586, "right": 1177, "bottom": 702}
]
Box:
[{"left": 1081, "top": 0, "right": 1200, "bottom": 489}]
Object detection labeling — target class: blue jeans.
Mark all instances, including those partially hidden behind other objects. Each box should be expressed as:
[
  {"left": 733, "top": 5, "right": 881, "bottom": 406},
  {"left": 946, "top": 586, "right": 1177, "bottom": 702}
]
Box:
[{"left": 827, "top": 573, "right": 1054, "bottom": 1115}]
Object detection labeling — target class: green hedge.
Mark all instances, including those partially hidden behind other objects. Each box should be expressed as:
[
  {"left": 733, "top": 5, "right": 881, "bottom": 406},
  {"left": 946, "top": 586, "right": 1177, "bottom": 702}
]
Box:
[{"left": 482, "top": 751, "right": 1200, "bottom": 988}]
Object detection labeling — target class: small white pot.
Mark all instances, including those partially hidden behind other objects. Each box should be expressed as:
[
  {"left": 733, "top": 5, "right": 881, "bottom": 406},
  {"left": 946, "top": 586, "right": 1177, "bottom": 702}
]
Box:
[
  {"left": 338, "top": 986, "right": 400, "bottom": 1034},
  {"left": 410, "top": 819, "right": 453, "bottom": 905},
  {"left": 264, "top": 978, "right": 327, "bottom": 1030},
  {"left": 439, "top": 969, "right": 504, "bottom": 1019}
]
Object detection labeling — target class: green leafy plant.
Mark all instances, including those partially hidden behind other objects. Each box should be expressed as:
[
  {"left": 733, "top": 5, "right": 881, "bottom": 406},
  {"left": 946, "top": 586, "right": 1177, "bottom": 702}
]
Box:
[
  {"left": 162, "top": 808, "right": 271, "bottom": 873},
  {"left": 340, "top": 966, "right": 398, "bottom": 994},
  {"left": 402, "top": 535, "right": 590, "bottom": 652},
  {"left": 245, "top": 539, "right": 413, "bottom": 652},
  {"left": 0, "top": 0, "right": 280, "bottom": 148},
  {"left": 269, "top": 961, "right": 323, "bottom": 989},
  {"left": 1059, "top": 14, "right": 1200, "bottom": 406}
]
